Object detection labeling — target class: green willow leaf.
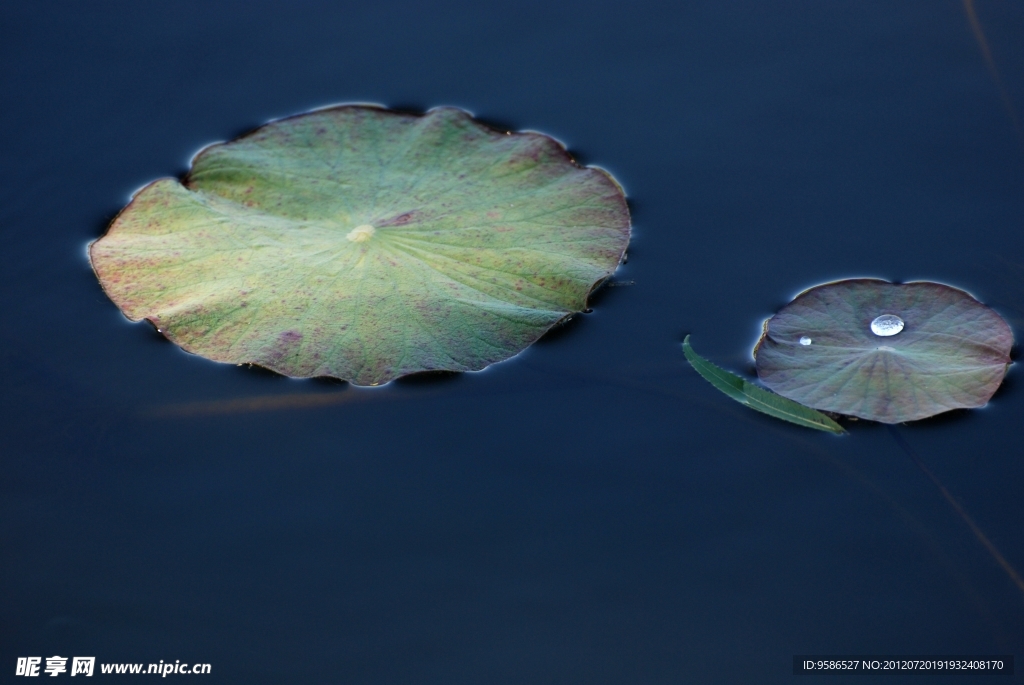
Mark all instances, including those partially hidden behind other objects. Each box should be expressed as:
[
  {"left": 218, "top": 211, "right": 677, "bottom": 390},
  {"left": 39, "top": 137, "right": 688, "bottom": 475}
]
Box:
[{"left": 682, "top": 336, "right": 845, "bottom": 434}]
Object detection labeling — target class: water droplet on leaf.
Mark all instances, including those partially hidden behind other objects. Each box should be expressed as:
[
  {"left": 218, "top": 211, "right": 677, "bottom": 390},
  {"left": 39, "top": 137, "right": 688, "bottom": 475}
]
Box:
[{"left": 870, "top": 314, "right": 904, "bottom": 336}]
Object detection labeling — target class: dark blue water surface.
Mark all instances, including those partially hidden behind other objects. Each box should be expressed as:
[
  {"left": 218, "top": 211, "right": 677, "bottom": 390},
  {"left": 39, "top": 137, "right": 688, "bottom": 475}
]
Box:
[{"left": 3, "top": 2, "right": 1024, "bottom": 683}]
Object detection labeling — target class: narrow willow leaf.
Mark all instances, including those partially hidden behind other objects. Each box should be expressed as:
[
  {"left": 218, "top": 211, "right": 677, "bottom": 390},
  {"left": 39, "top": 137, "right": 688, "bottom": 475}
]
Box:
[{"left": 682, "top": 336, "right": 845, "bottom": 434}]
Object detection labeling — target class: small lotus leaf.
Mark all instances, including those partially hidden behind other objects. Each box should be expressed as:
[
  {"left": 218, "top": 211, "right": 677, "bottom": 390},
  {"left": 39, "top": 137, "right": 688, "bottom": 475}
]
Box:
[
  {"left": 90, "top": 106, "right": 630, "bottom": 385},
  {"left": 754, "top": 279, "right": 1013, "bottom": 423}
]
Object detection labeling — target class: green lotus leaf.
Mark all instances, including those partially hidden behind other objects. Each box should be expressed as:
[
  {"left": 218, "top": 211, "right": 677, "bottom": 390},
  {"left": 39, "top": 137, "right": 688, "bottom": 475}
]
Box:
[
  {"left": 90, "top": 106, "right": 630, "bottom": 385},
  {"left": 754, "top": 279, "right": 1013, "bottom": 423}
]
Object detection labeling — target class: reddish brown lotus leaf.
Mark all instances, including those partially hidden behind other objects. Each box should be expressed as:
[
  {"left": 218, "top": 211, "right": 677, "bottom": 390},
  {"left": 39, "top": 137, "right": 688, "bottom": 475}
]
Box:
[{"left": 754, "top": 279, "right": 1013, "bottom": 423}]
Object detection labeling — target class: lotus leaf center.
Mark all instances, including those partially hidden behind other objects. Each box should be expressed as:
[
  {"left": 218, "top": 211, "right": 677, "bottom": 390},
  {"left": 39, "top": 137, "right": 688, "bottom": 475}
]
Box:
[{"left": 347, "top": 224, "right": 376, "bottom": 243}]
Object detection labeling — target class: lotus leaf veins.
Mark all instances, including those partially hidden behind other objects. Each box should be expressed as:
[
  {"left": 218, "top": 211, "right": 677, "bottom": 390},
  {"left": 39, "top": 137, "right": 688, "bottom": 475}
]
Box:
[
  {"left": 754, "top": 279, "right": 1013, "bottom": 423},
  {"left": 90, "top": 106, "right": 631, "bottom": 385}
]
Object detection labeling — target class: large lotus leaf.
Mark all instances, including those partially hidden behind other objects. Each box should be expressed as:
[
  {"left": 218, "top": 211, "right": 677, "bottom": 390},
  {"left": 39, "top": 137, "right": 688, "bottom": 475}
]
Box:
[
  {"left": 754, "top": 279, "right": 1013, "bottom": 423},
  {"left": 90, "top": 106, "right": 630, "bottom": 385}
]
